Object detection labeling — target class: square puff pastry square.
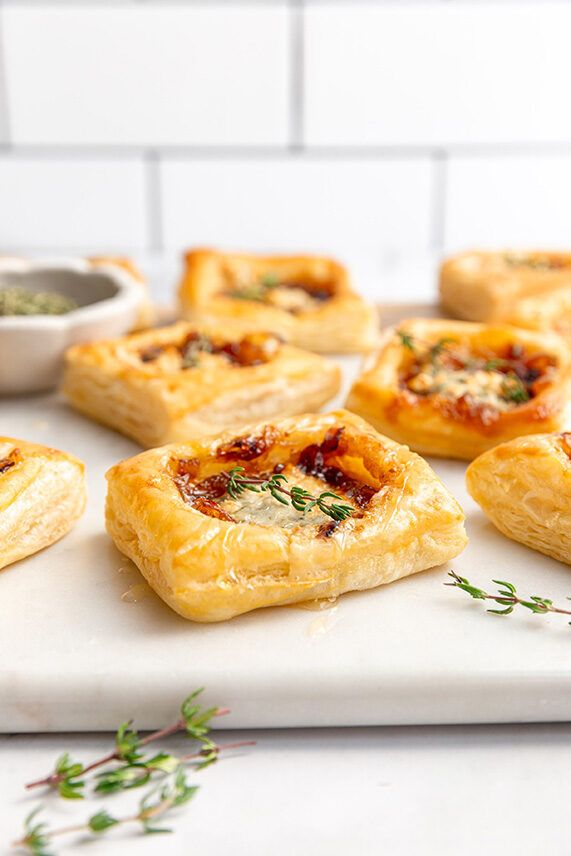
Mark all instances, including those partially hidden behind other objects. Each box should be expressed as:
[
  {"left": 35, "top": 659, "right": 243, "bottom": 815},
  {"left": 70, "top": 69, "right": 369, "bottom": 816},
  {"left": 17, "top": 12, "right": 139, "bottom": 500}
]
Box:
[
  {"left": 0, "top": 437, "right": 86, "bottom": 570},
  {"left": 440, "top": 250, "right": 571, "bottom": 337},
  {"left": 63, "top": 321, "right": 341, "bottom": 448},
  {"left": 177, "top": 248, "right": 379, "bottom": 354},
  {"left": 466, "top": 433, "right": 571, "bottom": 565},
  {"left": 345, "top": 318, "right": 571, "bottom": 461},
  {"left": 105, "top": 410, "right": 467, "bottom": 622}
]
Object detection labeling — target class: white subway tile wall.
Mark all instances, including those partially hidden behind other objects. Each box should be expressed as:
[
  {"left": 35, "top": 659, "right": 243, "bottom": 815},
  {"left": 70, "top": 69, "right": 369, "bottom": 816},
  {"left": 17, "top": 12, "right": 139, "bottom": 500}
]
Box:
[
  {"left": 0, "top": 157, "right": 147, "bottom": 250},
  {"left": 304, "top": 4, "right": 571, "bottom": 147},
  {"left": 160, "top": 157, "right": 434, "bottom": 256},
  {"left": 3, "top": 6, "right": 290, "bottom": 146},
  {"left": 445, "top": 155, "right": 571, "bottom": 251},
  {"left": 0, "top": 1, "right": 569, "bottom": 302}
]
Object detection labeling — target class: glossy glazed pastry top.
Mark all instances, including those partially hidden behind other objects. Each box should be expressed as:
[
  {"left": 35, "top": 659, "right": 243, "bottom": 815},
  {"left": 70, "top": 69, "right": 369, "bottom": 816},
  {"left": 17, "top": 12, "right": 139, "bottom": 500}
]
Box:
[
  {"left": 346, "top": 318, "right": 571, "bottom": 460},
  {"left": 177, "top": 248, "right": 379, "bottom": 353},
  {"left": 105, "top": 410, "right": 467, "bottom": 622}
]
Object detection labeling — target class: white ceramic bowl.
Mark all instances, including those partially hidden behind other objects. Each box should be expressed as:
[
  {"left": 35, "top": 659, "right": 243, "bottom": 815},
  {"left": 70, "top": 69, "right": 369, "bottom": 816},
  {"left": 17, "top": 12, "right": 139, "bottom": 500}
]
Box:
[{"left": 0, "top": 257, "right": 142, "bottom": 394}]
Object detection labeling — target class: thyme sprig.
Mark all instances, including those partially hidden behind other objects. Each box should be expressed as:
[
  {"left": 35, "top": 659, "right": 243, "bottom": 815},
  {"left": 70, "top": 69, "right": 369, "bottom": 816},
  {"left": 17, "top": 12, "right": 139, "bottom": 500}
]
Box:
[
  {"left": 225, "top": 466, "right": 355, "bottom": 522},
  {"left": 398, "top": 330, "right": 532, "bottom": 404},
  {"left": 396, "top": 330, "right": 455, "bottom": 363},
  {"left": 25, "top": 689, "right": 227, "bottom": 797},
  {"left": 446, "top": 571, "right": 571, "bottom": 623},
  {"left": 230, "top": 272, "right": 280, "bottom": 302},
  {"left": 15, "top": 769, "right": 199, "bottom": 853},
  {"left": 15, "top": 691, "right": 255, "bottom": 854}
]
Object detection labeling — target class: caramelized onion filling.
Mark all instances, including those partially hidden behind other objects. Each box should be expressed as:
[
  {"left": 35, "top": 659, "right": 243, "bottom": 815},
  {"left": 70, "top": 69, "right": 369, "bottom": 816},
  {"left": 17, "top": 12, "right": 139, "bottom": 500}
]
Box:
[
  {"left": 139, "top": 331, "right": 281, "bottom": 369},
  {"left": 224, "top": 274, "right": 334, "bottom": 314},
  {"left": 173, "top": 426, "right": 377, "bottom": 532},
  {"left": 400, "top": 339, "right": 557, "bottom": 426},
  {"left": 0, "top": 448, "right": 20, "bottom": 475}
]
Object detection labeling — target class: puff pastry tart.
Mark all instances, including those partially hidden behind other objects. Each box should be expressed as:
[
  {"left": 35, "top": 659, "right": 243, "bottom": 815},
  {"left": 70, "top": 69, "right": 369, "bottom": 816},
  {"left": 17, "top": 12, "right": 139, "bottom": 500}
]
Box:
[
  {"left": 345, "top": 318, "right": 571, "bottom": 460},
  {"left": 0, "top": 437, "right": 86, "bottom": 570},
  {"left": 105, "top": 410, "right": 467, "bottom": 622},
  {"left": 63, "top": 322, "right": 341, "bottom": 448},
  {"left": 177, "top": 248, "right": 378, "bottom": 353},
  {"left": 466, "top": 433, "right": 571, "bottom": 565},
  {"left": 440, "top": 250, "right": 571, "bottom": 337}
]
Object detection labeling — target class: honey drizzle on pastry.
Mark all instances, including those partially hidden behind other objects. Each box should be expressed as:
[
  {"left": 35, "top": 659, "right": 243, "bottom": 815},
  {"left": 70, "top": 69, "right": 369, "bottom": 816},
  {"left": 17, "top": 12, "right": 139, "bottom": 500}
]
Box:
[
  {"left": 0, "top": 448, "right": 21, "bottom": 474},
  {"left": 398, "top": 333, "right": 557, "bottom": 427},
  {"left": 139, "top": 331, "right": 281, "bottom": 369},
  {"left": 173, "top": 426, "right": 376, "bottom": 532}
]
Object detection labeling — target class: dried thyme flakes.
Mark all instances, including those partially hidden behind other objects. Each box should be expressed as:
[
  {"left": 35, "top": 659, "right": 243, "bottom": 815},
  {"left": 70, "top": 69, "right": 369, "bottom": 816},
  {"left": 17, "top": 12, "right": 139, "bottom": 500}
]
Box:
[{"left": 0, "top": 287, "right": 79, "bottom": 316}]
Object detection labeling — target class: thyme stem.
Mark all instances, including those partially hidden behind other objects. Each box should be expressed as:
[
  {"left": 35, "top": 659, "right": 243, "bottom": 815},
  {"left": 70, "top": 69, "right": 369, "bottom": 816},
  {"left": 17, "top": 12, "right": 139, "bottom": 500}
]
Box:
[
  {"left": 225, "top": 468, "right": 355, "bottom": 522},
  {"left": 25, "top": 705, "right": 230, "bottom": 792},
  {"left": 446, "top": 570, "right": 571, "bottom": 623}
]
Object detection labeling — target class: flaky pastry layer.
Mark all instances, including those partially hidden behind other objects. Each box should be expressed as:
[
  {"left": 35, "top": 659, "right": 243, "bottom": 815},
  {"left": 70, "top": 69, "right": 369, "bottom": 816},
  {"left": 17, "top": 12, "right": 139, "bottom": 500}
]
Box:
[
  {"left": 0, "top": 437, "right": 86, "bottom": 570},
  {"left": 177, "top": 248, "right": 379, "bottom": 353},
  {"left": 63, "top": 321, "right": 341, "bottom": 448},
  {"left": 105, "top": 410, "right": 467, "bottom": 622},
  {"left": 466, "top": 433, "right": 571, "bottom": 565}
]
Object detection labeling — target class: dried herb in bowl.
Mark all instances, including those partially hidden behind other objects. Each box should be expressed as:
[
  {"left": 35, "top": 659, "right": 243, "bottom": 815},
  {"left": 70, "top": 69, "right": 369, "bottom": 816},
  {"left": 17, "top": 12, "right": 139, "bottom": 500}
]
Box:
[{"left": 0, "top": 286, "right": 79, "bottom": 316}]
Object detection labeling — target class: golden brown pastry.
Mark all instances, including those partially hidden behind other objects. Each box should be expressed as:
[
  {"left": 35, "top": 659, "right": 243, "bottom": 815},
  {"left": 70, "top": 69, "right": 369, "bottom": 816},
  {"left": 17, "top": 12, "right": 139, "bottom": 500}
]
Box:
[
  {"left": 440, "top": 250, "right": 571, "bottom": 337},
  {"left": 105, "top": 410, "right": 467, "bottom": 622},
  {"left": 345, "top": 318, "right": 571, "bottom": 460},
  {"left": 63, "top": 322, "right": 341, "bottom": 448},
  {"left": 0, "top": 437, "right": 86, "bottom": 570},
  {"left": 177, "top": 248, "right": 378, "bottom": 353},
  {"left": 466, "top": 433, "right": 571, "bottom": 565},
  {"left": 88, "top": 256, "right": 154, "bottom": 329}
]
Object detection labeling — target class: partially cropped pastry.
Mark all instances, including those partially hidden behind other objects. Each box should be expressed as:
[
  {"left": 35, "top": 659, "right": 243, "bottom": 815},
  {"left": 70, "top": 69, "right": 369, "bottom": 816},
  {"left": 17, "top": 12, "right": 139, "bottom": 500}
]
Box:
[
  {"left": 177, "top": 248, "right": 378, "bottom": 353},
  {"left": 105, "top": 410, "right": 467, "bottom": 622},
  {"left": 0, "top": 437, "right": 86, "bottom": 570},
  {"left": 88, "top": 256, "right": 154, "bottom": 330},
  {"left": 440, "top": 250, "right": 571, "bottom": 337},
  {"left": 345, "top": 318, "right": 571, "bottom": 460},
  {"left": 466, "top": 433, "right": 571, "bottom": 565},
  {"left": 63, "top": 322, "right": 341, "bottom": 448}
]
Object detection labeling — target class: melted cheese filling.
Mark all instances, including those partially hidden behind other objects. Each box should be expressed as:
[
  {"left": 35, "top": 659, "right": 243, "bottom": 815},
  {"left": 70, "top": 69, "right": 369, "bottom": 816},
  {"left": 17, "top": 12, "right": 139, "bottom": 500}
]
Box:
[
  {"left": 220, "top": 466, "right": 339, "bottom": 529},
  {"left": 265, "top": 286, "right": 323, "bottom": 313},
  {"left": 407, "top": 366, "right": 520, "bottom": 411}
]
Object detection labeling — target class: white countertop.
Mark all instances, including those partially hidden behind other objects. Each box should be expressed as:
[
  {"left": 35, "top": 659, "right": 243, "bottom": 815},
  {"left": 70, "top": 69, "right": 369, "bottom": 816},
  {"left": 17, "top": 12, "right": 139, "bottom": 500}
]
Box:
[
  {"left": 2, "top": 265, "right": 570, "bottom": 851},
  {"left": 2, "top": 723, "right": 571, "bottom": 856}
]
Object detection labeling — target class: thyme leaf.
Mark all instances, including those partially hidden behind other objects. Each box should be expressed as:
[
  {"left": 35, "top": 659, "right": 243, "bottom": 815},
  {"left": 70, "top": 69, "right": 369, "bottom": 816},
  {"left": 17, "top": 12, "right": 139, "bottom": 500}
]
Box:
[
  {"left": 225, "top": 467, "right": 355, "bottom": 522},
  {"left": 446, "top": 571, "right": 571, "bottom": 624}
]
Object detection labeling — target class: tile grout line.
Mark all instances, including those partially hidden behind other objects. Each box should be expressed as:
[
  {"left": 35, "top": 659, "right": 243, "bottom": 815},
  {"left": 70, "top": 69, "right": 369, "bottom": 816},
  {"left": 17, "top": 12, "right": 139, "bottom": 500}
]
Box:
[
  {"left": 4, "top": 143, "right": 571, "bottom": 159},
  {"left": 0, "top": 0, "right": 12, "bottom": 148},
  {"left": 430, "top": 150, "right": 447, "bottom": 251},
  {"left": 288, "top": 0, "right": 304, "bottom": 152},
  {"left": 144, "top": 150, "right": 163, "bottom": 254}
]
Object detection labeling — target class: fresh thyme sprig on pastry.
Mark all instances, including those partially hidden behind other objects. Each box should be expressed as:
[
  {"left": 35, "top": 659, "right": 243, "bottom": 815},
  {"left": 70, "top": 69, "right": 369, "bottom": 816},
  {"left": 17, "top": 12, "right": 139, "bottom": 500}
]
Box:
[
  {"left": 397, "top": 329, "right": 455, "bottom": 362},
  {"left": 397, "top": 329, "right": 532, "bottom": 403},
  {"left": 446, "top": 571, "right": 571, "bottom": 624},
  {"left": 225, "top": 466, "right": 355, "bottom": 522}
]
